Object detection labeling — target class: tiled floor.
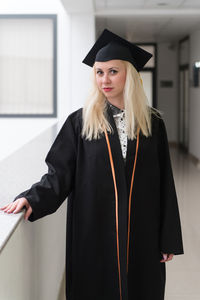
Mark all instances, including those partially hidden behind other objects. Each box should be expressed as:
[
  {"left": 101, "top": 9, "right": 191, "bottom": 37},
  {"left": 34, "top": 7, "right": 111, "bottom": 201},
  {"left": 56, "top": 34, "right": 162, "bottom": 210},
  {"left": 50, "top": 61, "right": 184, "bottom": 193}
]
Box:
[
  {"left": 164, "top": 147, "right": 200, "bottom": 300},
  {"left": 59, "top": 146, "right": 200, "bottom": 300}
]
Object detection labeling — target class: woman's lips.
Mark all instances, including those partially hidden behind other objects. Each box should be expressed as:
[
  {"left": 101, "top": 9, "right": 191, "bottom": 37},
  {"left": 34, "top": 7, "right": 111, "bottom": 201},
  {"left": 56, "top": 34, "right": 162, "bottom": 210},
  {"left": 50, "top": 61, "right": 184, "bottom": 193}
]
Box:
[{"left": 103, "top": 88, "right": 113, "bottom": 92}]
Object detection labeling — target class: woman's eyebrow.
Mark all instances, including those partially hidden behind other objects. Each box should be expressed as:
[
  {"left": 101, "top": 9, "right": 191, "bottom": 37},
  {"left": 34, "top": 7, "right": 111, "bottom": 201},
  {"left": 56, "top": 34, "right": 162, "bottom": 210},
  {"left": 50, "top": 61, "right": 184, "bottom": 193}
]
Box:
[
  {"left": 108, "top": 67, "right": 119, "bottom": 70},
  {"left": 96, "top": 67, "right": 120, "bottom": 70}
]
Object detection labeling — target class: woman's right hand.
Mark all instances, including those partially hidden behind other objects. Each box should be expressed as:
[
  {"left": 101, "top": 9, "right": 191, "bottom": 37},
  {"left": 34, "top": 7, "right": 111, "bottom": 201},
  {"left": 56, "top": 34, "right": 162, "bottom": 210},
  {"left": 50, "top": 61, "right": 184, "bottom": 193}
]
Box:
[{"left": 0, "top": 197, "right": 33, "bottom": 220}]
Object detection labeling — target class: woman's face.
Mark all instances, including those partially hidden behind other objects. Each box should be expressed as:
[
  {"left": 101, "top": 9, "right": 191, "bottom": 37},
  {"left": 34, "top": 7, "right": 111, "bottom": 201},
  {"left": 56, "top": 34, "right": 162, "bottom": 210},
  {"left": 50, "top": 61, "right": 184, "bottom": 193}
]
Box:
[{"left": 94, "top": 60, "right": 126, "bottom": 101}]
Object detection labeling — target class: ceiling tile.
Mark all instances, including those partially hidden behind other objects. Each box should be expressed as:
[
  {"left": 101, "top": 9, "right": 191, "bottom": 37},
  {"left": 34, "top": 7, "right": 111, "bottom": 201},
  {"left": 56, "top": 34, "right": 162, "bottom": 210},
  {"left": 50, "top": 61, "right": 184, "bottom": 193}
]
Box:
[
  {"left": 95, "top": 0, "right": 145, "bottom": 10},
  {"left": 144, "top": 0, "right": 184, "bottom": 8},
  {"left": 182, "top": 0, "right": 200, "bottom": 8}
]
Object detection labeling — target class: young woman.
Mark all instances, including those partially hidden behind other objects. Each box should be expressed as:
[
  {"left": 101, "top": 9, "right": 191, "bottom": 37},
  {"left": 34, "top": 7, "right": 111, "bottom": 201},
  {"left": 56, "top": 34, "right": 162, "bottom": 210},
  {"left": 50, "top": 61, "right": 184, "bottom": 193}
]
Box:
[{"left": 0, "top": 29, "right": 184, "bottom": 300}]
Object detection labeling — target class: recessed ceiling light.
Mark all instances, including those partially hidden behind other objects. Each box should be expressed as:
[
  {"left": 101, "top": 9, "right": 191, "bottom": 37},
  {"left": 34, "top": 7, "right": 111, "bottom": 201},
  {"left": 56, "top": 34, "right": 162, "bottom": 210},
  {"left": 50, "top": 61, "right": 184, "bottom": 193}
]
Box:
[{"left": 157, "top": 2, "right": 168, "bottom": 6}]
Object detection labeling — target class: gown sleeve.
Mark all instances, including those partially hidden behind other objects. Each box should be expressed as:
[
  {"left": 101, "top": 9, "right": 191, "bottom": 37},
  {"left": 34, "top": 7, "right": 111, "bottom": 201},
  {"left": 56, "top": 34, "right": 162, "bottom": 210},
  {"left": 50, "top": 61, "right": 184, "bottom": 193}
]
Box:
[
  {"left": 13, "top": 114, "right": 77, "bottom": 222},
  {"left": 157, "top": 116, "right": 184, "bottom": 255}
]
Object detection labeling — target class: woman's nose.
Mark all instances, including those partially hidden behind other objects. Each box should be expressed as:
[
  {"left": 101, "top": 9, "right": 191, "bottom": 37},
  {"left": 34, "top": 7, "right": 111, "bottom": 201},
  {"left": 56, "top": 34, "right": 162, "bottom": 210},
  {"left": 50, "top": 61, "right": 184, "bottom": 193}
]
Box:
[{"left": 102, "top": 73, "right": 111, "bottom": 84}]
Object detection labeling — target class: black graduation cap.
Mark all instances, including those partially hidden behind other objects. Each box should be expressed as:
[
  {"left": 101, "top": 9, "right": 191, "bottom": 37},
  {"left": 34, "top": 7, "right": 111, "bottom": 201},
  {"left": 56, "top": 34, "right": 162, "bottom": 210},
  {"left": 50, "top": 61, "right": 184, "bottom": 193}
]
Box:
[{"left": 82, "top": 28, "right": 153, "bottom": 72}]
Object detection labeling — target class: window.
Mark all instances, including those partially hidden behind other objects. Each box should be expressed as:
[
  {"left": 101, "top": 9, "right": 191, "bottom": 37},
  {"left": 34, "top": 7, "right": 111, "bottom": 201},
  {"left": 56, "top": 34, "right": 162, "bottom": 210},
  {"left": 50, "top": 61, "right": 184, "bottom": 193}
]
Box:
[{"left": 0, "top": 15, "right": 57, "bottom": 117}]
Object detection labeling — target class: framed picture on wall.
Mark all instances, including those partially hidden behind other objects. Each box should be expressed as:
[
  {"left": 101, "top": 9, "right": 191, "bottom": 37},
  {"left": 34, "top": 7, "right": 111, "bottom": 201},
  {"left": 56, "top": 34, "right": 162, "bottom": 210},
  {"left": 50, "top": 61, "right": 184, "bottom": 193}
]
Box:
[{"left": 0, "top": 14, "right": 57, "bottom": 117}]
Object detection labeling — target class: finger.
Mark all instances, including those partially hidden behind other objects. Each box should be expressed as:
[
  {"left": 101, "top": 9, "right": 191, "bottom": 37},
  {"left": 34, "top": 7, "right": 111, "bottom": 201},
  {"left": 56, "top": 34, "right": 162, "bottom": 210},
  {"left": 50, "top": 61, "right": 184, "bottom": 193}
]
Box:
[
  {"left": 160, "top": 253, "right": 167, "bottom": 262},
  {"left": 1, "top": 203, "right": 13, "bottom": 210},
  {"left": 164, "top": 254, "right": 173, "bottom": 262},
  {"left": 167, "top": 254, "right": 174, "bottom": 261},
  {"left": 24, "top": 206, "right": 32, "bottom": 221},
  {"left": 0, "top": 204, "right": 11, "bottom": 210},
  {"left": 163, "top": 253, "right": 168, "bottom": 261},
  {"left": 160, "top": 258, "right": 167, "bottom": 262},
  {"left": 4, "top": 203, "right": 16, "bottom": 213}
]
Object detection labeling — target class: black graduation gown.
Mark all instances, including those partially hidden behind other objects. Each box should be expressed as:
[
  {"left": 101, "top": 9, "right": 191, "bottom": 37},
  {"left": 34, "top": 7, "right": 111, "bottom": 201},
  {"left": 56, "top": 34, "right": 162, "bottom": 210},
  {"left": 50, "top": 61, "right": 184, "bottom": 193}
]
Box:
[{"left": 13, "top": 103, "right": 184, "bottom": 300}]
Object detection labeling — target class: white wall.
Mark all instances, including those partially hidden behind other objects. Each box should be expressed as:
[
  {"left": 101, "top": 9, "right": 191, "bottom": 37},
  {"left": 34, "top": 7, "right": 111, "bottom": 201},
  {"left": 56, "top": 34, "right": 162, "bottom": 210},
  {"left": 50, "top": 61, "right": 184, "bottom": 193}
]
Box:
[
  {"left": 157, "top": 42, "right": 179, "bottom": 142},
  {"left": 189, "top": 30, "right": 200, "bottom": 161},
  {"left": 70, "top": 13, "right": 95, "bottom": 111}
]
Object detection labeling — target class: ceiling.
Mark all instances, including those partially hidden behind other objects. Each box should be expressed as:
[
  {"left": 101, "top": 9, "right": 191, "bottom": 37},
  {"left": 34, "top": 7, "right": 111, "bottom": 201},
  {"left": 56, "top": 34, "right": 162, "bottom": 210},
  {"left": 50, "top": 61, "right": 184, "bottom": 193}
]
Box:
[
  {"left": 61, "top": 0, "right": 200, "bottom": 42},
  {"left": 94, "top": 0, "right": 200, "bottom": 10}
]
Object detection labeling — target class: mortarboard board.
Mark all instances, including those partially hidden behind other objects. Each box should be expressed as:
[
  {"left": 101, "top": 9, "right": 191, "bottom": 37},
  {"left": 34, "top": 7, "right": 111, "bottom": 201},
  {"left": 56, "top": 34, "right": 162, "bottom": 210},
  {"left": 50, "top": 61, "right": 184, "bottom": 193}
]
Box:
[{"left": 82, "top": 28, "right": 153, "bottom": 72}]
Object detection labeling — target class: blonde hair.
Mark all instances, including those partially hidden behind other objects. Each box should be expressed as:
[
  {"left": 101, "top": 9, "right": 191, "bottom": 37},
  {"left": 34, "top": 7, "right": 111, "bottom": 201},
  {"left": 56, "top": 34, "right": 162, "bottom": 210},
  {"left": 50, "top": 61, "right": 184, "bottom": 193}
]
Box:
[{"left": 81, "top": 60, "right": 161, "bottom": 141}]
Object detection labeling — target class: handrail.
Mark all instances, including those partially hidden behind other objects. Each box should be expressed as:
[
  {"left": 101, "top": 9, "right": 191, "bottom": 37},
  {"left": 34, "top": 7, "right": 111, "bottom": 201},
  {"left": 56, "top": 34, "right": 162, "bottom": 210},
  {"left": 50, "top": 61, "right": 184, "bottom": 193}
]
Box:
[{"left": 0, "top": 121, "right": 58, "bottom": 254}]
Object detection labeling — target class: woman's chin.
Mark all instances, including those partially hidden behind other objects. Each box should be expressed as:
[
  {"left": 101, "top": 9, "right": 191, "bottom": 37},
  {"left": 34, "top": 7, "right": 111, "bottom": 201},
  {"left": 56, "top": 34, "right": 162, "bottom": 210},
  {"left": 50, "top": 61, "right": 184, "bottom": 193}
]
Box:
[{"left": 102, "top": 92, "right": 116, "bottom": 99}]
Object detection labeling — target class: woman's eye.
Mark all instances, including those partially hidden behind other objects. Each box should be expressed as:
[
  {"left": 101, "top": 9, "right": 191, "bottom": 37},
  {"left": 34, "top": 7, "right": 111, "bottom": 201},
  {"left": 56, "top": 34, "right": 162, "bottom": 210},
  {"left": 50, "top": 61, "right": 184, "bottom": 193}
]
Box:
[
  {"left": 110, "top": 69, "right": 117, "bottom": 74},
  {"left": 96, "top": 70, "right": 117, "bottom": 75}
]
